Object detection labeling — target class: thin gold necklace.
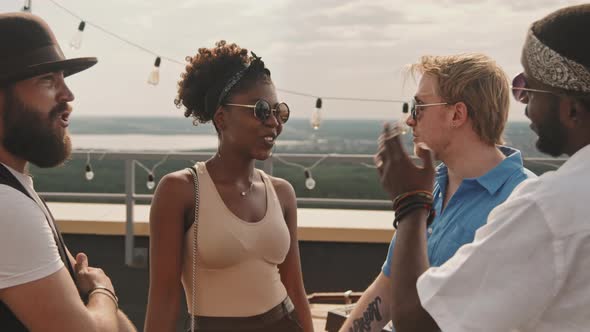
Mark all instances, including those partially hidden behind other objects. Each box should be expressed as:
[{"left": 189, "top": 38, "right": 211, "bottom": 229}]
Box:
[
  {"left": 216, "top": 151, "right": 255, "bottom": 197},
  {"left": 240, "top": 181, "right": 254, "bottom": 197}
]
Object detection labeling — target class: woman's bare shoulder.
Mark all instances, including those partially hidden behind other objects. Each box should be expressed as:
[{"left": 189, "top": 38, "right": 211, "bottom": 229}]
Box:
[
  {"left": 154, "top": 169, "right": 195, "bottom": 204},
  {"left": 267, "top": 175, "right": 296, "bottom": 212},
  {"left": 268, "top": 176, "right": 295, "bottom": 197}
]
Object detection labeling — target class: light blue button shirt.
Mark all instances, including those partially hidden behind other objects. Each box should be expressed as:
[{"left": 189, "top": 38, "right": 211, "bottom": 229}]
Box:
[{"left": 382, "top": 146, "right": 536, "bottom": 276}]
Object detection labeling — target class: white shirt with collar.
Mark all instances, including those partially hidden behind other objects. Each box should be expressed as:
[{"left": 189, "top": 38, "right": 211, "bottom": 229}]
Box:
[
  {"left": 416, "top": 144, "right": 590, "bottom": 332},
  {"left": 0, "top": 163, "right": 63, "bottom": 289}
]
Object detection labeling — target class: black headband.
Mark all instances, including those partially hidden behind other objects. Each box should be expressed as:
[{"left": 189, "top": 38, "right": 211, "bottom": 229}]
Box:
[{"left": 216, "top": 52, "right": 270, "bottom": 106}]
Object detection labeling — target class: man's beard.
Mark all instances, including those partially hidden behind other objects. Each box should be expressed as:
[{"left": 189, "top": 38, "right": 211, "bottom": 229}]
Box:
[
  {"left": 2, "top": 89, "right": 72, "bottom": 168},
  {"left": 532, "top": 100, "right": 567, "bottom": 157}
]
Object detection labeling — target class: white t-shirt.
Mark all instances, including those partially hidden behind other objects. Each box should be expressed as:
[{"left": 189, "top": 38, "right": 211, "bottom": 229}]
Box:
[
  {"left": 416, "top": 144, "right": 590, "bottom": 332},
  {"left": 0, "top": 163, "right": 63, "bottom": 290}
]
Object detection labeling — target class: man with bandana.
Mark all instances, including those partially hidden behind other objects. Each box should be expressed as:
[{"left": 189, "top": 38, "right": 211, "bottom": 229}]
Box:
[
  {"left": 0, "top": 13, "right": 136, "bottom": 331},
  {"left": 375, "top": 4, "right": 590, "bottom": 332}
]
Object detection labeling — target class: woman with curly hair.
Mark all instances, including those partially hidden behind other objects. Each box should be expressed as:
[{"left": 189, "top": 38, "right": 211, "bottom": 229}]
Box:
[{"left": 144, "top": 41, "right": 313, "bottom": 332}]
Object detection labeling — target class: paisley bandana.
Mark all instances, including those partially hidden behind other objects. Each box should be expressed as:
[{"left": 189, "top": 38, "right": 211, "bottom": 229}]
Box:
[{"left": 523, "top": 29, "right": 590, "bottom": 93}]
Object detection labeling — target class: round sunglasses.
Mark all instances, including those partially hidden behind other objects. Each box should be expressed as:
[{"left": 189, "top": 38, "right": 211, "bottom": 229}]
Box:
[
  {"left": 225, "top": 99, "right": 290, "bottom": 124},
  {"left": 511, "top": 72, "right": 556, "bottom": 103}
]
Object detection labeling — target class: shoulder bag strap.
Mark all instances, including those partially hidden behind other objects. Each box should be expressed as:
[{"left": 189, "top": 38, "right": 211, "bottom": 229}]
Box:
[{"left": 186, "top": 166, "right": 200, "bottom": 332}]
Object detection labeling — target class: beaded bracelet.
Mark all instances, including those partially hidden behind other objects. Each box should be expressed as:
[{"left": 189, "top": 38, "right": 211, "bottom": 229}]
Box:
[
  {"left": 395, "top": 195, "right": 433, "bottom": 212},
  {"left": 393, "top": 190, "right": 433, "bottom": 209},
  {"left": 393, "top": 192, "right": 433, "bottom": 211},
  {"left": 393, "top": 191, "right": 435, "bottom": 229},
  {"left": 393, "top": 203, "right": 434, "bottom": 229},
  {"left": 88, "top": 286, "right": 118, "bottom": 310}
]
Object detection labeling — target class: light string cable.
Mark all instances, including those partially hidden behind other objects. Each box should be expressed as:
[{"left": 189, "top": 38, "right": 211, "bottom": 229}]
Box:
[
  {"left": 273, "top": 154, "right": 333, "bottom": 190},
  {"left": 83, "top": 150, "right": 107, "bottom": 181},
  {"left": 47, "top": 0, "right": 183, "bottom": 65},
  {"left": 134, "top": 154, "right": 170, "bottom": 190},
  {"left": 46, "top": 0, "right": 408, "bottom": 108}
]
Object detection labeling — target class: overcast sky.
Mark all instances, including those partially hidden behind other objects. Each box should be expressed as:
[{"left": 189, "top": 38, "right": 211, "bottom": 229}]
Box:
[{"left": 2, "top": 0, "right": 588, "bottom": 121}]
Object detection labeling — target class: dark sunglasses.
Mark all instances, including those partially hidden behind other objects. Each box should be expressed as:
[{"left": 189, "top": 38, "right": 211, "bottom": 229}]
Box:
[
  {"left": 407, "top": 98, "right": 448, "bottom": 120},
  {"left": 225, "top": 99, "right": 290, "bottom": 124},
  {"left": 511, "top": 72, "right": 555, "bottom": 103}
]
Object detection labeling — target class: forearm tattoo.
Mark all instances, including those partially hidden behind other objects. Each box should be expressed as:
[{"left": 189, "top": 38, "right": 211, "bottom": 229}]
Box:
[{"left": 349, "top": 296, "right": 383, "bottom": 332}]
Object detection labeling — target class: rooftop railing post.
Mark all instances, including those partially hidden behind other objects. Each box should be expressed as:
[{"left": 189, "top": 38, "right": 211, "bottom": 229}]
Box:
[{"left": 124, "top": 159, "right": 135, "bottom": 266}]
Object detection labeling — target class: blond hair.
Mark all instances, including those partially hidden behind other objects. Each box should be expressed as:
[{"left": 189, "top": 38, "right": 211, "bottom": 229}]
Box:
[{"left": 408, "top": 53, "right": 509, "bottom": 145}]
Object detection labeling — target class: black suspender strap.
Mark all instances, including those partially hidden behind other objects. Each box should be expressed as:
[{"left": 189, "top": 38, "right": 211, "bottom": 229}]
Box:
[
  {"left": 38, "top": 196, "right": 77, "bottom": 279},
  {"left": 0, "top": 163, "right": 75, "bottom": 279},
  {"left": 0, "top": 163, "right": 77, "bottom": 332}
]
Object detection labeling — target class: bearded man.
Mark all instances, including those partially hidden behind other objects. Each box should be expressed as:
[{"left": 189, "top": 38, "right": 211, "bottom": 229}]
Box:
[{"left": 0, "top": 13, "right": 136, "bottom": 332}]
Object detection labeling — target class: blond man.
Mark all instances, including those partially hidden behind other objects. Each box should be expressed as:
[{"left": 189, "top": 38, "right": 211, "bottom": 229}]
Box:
[{"left": 341, "top": 53, "right": 535, "bottom": 332}]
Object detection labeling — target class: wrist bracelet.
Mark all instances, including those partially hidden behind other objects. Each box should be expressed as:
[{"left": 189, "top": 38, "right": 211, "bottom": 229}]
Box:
[
  {"left": 393, "top": 204, "right": 434, "bottom": 229},
  {"left": 89, "top": 289, "right": 118, "bottom": 310},
  {"left": 88, "top": 286, "right": 118, "bottom": 310},
  {"left": 393, "top": 190, "right": 433, "bottom": 209},
  {"left": 89, "top": 286, "right": 118, "bottom": 301}
]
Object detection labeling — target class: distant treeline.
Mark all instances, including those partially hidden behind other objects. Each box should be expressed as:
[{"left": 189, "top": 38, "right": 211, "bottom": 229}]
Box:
[{"left": 70, "top": 117, "right": 552, "bottom": 157}]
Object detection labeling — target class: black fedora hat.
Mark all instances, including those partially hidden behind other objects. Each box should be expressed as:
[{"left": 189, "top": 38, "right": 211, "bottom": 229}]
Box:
[{"left": 0, "top": 12, "right": 97, "bottom": 85}]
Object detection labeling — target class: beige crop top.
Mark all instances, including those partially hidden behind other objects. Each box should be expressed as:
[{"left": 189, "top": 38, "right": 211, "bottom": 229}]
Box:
[{"left": 181, "top": 162, "right": 291, "bottom": 317}]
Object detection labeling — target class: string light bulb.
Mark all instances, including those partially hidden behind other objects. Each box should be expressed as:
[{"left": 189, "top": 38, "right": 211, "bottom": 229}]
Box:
[
  {"left": 304, "top": 169, "right": 316, "bottom": 190},
  {"left": 22, "top": 0, "right": 32, "bottom": 12},
  {"left": 85, "top": 164, "right": 94, "bottom": 181},
  {"left": 147, "top": 173, "right": 156, "bottom": 190},
  {"left": 34, "top": 1, "right": 409, "bottom": 110},
  {"left": 147, "top": 57, "right": 161, "bottom": 85},
  {"left": 69, "top": 21, "right": 86, "bottom": 50},
  {"left": 311, "top": 98, "right": 322, "bottom": 130}
]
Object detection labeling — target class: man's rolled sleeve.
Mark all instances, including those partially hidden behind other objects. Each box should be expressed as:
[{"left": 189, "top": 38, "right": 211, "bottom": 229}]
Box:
[{"left": 416, "top": 197, "right": 556, "bottom": 331}]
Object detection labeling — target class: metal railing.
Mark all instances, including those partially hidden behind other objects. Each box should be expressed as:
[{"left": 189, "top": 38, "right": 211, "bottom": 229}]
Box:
[{"left": 40, "top": 150, "right": 566, "bottom": 266}]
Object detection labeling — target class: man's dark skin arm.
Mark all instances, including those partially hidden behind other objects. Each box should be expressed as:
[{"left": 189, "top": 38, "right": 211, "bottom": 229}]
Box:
[
  {"left": 389, "top": 209, "right": 438, "bottom": 332},
  {"left": 375, "top": 123, "right": 440, "bottom": 332}
]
